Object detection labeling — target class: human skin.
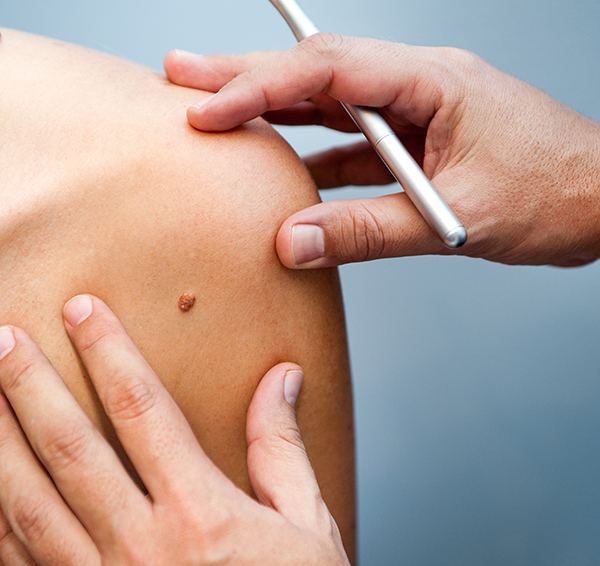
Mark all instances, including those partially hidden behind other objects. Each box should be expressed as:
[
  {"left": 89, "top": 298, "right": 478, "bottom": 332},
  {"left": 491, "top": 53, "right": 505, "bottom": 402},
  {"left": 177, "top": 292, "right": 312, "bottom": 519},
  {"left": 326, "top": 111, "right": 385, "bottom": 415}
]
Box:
[
  {"left": 0, "top": 29, "right": 355, "bottom": 563},
  {"left": 0, "top": 299, "right": 350, "bottom": 565},
  {"left": 164, "top": 33, "right": 600, "bottom": 269}
]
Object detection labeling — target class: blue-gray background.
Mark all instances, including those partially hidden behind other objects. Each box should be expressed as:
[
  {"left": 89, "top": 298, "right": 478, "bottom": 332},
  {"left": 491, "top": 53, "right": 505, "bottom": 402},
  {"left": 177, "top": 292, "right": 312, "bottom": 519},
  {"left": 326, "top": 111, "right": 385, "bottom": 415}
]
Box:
[{"left": 3, "top": 1, "right": 600, "bottom": 563}]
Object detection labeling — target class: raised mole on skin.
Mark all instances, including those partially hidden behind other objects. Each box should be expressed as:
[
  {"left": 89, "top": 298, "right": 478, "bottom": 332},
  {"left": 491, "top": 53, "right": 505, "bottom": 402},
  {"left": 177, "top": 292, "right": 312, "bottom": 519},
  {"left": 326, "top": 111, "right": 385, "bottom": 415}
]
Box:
[{"left": 178, "top": 293, "right": 196, "bottom": 312}]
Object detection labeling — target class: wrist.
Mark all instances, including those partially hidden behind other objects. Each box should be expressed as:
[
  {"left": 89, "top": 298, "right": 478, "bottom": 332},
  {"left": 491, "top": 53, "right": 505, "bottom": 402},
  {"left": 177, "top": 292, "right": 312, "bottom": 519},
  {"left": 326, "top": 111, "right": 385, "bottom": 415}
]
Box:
[{"left": 559, "top": 114, "right": 600, "bottom": 264}]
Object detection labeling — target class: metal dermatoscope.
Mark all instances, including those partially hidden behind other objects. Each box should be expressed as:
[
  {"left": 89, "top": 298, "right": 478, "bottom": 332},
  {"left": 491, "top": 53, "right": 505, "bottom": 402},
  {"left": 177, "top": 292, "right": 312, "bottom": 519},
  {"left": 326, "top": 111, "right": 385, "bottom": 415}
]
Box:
[{"left": 269, "top": 0, "right": 467, "bottom": 249}]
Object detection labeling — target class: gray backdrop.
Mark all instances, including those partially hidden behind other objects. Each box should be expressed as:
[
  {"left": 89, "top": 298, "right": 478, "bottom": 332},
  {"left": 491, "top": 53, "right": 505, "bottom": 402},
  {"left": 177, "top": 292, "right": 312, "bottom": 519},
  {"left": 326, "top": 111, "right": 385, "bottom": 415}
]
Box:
[{"left": 3, "top": 0, "right": 600, "bottom": 564}]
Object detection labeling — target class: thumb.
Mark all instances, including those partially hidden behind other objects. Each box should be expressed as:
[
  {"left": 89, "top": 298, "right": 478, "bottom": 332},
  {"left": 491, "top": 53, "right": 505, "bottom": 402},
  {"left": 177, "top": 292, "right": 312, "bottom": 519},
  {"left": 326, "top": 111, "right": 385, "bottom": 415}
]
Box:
[
  {"left": 246, "top": 363, "right": 330, "bottom": 529},
  {"left": 276, "top": 194, "right": 445, "bottom": 268}
]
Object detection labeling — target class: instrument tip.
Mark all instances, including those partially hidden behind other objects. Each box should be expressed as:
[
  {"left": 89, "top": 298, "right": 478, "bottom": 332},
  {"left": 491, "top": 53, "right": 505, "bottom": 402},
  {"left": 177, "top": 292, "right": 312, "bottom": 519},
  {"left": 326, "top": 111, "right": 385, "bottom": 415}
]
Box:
[{"left": 443, "top": 227, "right": 467, "bottom": 249}]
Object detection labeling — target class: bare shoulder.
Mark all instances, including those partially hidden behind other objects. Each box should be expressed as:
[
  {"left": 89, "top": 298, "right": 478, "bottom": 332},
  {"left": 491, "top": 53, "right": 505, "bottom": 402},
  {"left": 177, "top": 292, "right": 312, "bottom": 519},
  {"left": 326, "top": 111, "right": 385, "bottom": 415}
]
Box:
[{"left": 0, "top": 28, "right": 356, "bottom": 560}]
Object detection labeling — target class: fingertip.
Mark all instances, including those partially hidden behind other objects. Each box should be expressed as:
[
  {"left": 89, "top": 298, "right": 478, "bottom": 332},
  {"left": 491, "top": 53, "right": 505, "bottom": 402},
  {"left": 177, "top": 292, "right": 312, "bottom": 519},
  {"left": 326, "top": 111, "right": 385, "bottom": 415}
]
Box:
[
  {"left": 246, "top": 362, "right": 323, "bottom": 522},
  {"left": 163, "top": 50, "right": 183, "bottom": 82},
  {"left": 168, "top": 49, "right": 199, "bottom": 62},
  {"left": 275, "top": 220, "right": 296, "bottom": 269},
  {"left": 0, "top": 326, "right": 15, "bottom": 362},
  {"left": 276, "top": 214, "right": 338, "bottom": 269},
  {"left": 247, "top": 362, "right": 304, "bottom": 435},
  {"left": 290, "top": 224, "right": 325, "bottom": 266},
  {"left": 63, "top": 295, "right": 94, "bottom": 329},
  {"left": 283, "top": 369, "right": 304, "bottom": 408},
  {"left": 163, "top": 48, "right": 179, "bottom": 69},
  {"left": 187, "top": 95, "right": 214, "bottom": 130},
  {"left": 163, "top": 49, "right": 201, "bottom": 80},
  {"left": 259, "top": 362, "right": 304, "bottom": 400}
]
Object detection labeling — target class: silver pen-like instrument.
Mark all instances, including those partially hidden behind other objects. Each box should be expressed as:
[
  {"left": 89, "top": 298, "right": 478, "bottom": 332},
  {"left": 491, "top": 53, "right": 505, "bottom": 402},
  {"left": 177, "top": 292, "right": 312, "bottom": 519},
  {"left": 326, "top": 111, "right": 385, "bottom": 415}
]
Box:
[{"left": 269, "top": 0, "right": 467, "bottom": 249}]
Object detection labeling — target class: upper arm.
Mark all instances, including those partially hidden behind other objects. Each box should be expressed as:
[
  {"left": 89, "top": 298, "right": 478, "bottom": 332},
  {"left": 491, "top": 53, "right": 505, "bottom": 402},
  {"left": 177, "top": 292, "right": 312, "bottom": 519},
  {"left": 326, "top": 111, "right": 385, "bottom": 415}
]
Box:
[{"left": 0, "top": 28, "right": 355, "bottom": 560}]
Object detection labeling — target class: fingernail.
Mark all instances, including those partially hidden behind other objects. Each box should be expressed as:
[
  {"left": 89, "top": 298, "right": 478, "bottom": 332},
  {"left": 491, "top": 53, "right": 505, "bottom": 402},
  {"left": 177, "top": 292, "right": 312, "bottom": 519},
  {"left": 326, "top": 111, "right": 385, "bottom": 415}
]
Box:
[
  {"left": 63, "top": 295, "right": 93, "bottom": 327},
  {"left": 284, "top": 369, "right": 304, "bottom": 407},
  {"left": 191, "top": 94, "right": 214, "bottom": 112},
  {"left": 291, "top": 224, "right": 325, "bottom": 266},
  {"left": 0, "top": 327, "right": 15, "bottom": 361},
  {"left": 172, "top": 49, "right": 201, "bottom": 59}
]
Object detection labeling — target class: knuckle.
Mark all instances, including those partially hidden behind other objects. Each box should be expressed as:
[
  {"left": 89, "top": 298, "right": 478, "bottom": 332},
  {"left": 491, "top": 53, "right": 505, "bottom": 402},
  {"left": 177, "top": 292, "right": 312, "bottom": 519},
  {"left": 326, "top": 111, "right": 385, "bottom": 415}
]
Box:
[
  {"left": 114, "top": 538, "right": 154, "bottom": 566},
  {"left": 230, "top": 52, "right": 254, "bottom": 75},
  {"left": 437, "top": 46, "right": 478, "bottom": 67},
  {"left": 252, "top": 423, "right": 305, "bottom": 456},
  {"left": 73, "top": 318, "right": 121, "bottom": 359},
  {"left": 104, "top": 376, "right": 159, "bottom": 422},
  {"left": 167, "top": 496, "right": 237, "bottom": 561},
  {"left": 1, "top": 357, "right": 40, "bottom": 395},
  {"left": 10, "top": 493, "right": 55, "bottom": 546},
  {"left": 40, "top": 420, "right": 95, "bottom": 472},
  {"left": 0, "top": 513, "right": 15, "bottom": 551},
  {"left": 209, "top": 52, "right": 247, "bottom": 79},
  {"left": 274, "top": 423, "right": 305, "bottom": 451},
  {"left": 341, "top": 203, "right": 386, "bottom": 262},
  {"left": 171, "top": 488, "right": 232, "bottom": 527},
  {"left": 247, "top": 422, "right": 306, "bottom": 464},
  {"left": 233, "top": 50, "right": 264, "bottom": 73},
  {"left": 436, "top": 46, "right": 486, "bottom": 84},
  {"left": 301, "top": 32, "right": 346, "bottom": 58},
  {"left": 316, "top": 506, "right": 339, "bottom": 539}
]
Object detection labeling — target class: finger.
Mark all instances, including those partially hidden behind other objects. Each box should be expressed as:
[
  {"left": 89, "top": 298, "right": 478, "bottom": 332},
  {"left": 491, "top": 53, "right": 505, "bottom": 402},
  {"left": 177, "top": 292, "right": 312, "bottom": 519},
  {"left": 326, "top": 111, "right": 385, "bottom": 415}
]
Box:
[
  {"left": 164, "top": 49, "right": 353, "bottom": 130},
  {"left": 0, "top": 505, "right": 37, "bottom": 566},
  {"left": 0, "top": 391, "right": 98, "bottom": 566},
  {"left": 164, "top": 48, "right": 358, "bottom": 131},
  {"left": 0, "top": 326, "right": 146, "bottom": 548},
  {"left": 305, "top": 135, "right": 427, "bottom": 189},
  {"left": 246, "top": 363, "right": 332, "bottom": 530},
  {"left": 303, "top": 141, "right": 395, "bottom": 189},
  {"left": 62, "top": 296, "right": 231, "bottom": 503},
  {"left": 163, "top": 49, "right": 279, "bottom": 92},
  {"left": 262, "top": 97, "right": 358, "bottom": 131},
  {"left": 275, "top": 193, "right": 453, "bottom": 268},
  {"left": 551, "top": 257, "right": 597, "bottom": 268},
  {"left": 186, "top": 34, "right": 446, "bottom": 132}
]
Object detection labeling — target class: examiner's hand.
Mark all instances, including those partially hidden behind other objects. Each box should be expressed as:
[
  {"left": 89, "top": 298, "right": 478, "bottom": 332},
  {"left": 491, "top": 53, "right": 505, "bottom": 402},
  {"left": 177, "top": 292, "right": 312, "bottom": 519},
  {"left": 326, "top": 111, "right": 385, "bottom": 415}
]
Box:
[
  {"left": 0, "top": 296, "right": 349, "bottom": 566},
  {"left": 165, "top": 34, "right": 600, "bottom": 268}
]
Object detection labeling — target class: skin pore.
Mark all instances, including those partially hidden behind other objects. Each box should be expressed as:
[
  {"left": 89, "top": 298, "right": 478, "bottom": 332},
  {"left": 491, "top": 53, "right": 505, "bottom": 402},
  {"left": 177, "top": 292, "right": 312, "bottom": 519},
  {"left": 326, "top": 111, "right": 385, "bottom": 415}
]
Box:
[{"left": 0, "top": 28, "right": 355, "bottom": 562}]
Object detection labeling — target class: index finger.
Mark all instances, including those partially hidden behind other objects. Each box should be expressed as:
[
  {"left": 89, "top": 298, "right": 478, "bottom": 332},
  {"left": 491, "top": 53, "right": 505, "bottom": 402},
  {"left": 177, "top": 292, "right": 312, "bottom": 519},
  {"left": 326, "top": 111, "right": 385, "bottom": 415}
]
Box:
[
  {"left": 186, "top": 34, "right": 447, "bottom": 132},
  {"left": 164, "top": 48, "right": 280, "bottom": 91},
  {"left": 0, "top": 326, "right": 142, "bottom": 553},
  {"left": 62, "top": 295, "right": 232, "bottom": 503}
]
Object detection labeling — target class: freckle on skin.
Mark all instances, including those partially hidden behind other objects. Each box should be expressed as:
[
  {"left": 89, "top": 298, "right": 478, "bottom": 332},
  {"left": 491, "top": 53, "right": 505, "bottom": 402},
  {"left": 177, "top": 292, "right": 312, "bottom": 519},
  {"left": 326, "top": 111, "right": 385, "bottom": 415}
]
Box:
[{"left": 178, "top": 293, "right": 196, "bottom": 313}]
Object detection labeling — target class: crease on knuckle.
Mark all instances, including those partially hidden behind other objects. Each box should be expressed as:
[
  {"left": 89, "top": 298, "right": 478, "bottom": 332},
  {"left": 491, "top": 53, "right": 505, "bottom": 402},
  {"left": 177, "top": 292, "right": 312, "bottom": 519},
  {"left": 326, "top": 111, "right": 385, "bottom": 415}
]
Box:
[
  {"left": 274, "top": 423, "right": 305, "bottom": 451},
  {"left": 1, "top": 358, "right": 40, "bottom": 395},
  {"left": 10, "top": 493, "right": 55, "bottom": 547},
  {"left": 256, "top": 78, "right": 275, "bottom": 111},
  {"left": 344, "top": 203, "right": 386, "bottom": 262},
  {"left": 41, "top": 420, "right": 95, "bottom": 472},
  {"left": 104, "top": 376, "right": 158, "bottom": 423},
  {"left": 249, "top": 423, "right": 305, "bottom": 460},
  {"left": 238, "top": 62, "right": 274, "bottom": 113},
  {"left": 0, "top": 420, "right": 16, "bottom": 456},
  {"left": 299, "top": 33, "right": 347, "bottom": 93},
  {"left": 0, "top": 514, "right": 15, "bottom": 552},
  {"left": 302, "top": 32, "right": 346, "bottom": 58},
  {"left": 74, "top": 320, "right": 121, "bottom": 359}
]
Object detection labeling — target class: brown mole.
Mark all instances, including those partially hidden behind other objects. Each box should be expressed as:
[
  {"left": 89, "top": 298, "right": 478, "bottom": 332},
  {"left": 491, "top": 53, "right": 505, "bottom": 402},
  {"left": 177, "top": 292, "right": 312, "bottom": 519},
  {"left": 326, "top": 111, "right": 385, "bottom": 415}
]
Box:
[{"left": 178, "top": 292, "right": 196, "bottom": 312}]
